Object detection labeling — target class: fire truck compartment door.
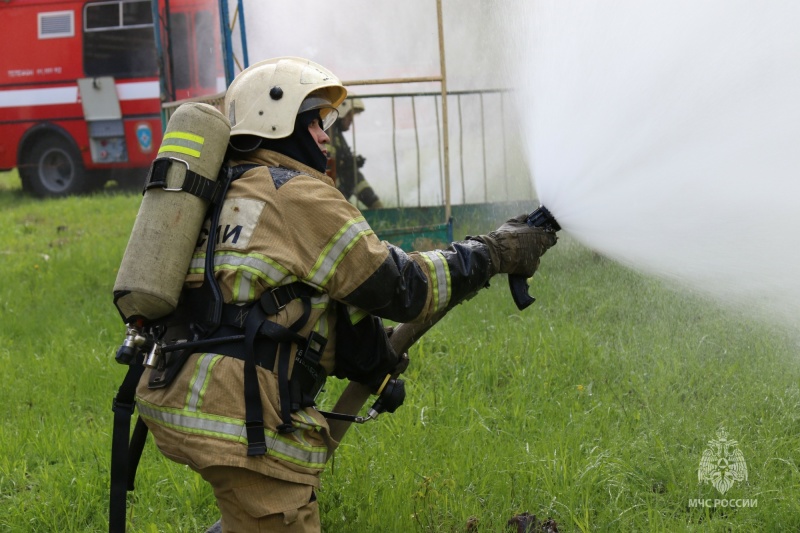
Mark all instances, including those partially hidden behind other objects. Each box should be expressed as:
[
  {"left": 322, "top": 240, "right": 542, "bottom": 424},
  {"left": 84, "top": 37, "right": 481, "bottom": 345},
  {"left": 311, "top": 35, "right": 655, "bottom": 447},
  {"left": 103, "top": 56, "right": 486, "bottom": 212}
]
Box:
[
  {"left": 77, "top": 77, "right": 122, "bottom": 121},
  {"left": 88, "top": 120, "right": 125, "bottom": 138}
]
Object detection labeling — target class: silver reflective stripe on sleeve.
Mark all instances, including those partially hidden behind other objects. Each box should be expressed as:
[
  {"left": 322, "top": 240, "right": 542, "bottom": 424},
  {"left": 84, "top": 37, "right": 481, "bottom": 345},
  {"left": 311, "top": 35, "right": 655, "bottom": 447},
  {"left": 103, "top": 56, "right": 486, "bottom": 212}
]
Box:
[
  {"left": 420, "top": 251, "right": 451, "bottom": 311},
  {"left": 308, "top": 217, "right": 373, "bottom": 288}
]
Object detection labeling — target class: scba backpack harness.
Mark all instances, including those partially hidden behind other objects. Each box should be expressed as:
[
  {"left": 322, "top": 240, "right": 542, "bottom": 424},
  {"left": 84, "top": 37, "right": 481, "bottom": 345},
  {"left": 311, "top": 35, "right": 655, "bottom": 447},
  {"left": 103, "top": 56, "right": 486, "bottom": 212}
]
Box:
[
  {"left": 110, "top": 102, "right": 234, "bottom": 533},
  {"left": 109, "top": 103, "right": 405, "bottom": 533},
  {"left": 108, "top": 104, "right": 330, "bottom": 532}
]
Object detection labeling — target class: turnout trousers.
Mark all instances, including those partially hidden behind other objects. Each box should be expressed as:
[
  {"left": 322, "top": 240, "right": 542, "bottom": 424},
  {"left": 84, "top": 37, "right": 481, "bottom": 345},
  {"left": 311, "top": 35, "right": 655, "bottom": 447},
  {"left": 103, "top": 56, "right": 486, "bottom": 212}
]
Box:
[{"left": 197, "top": 466, "right": 320, "bottom": 533}]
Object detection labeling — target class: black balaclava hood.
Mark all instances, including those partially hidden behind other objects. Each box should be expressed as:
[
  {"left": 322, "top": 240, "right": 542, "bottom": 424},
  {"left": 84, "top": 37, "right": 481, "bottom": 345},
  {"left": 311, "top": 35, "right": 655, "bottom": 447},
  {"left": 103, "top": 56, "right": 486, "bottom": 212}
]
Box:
[{"left": 258, "top": 110, "right": 327, "bottom": 173}]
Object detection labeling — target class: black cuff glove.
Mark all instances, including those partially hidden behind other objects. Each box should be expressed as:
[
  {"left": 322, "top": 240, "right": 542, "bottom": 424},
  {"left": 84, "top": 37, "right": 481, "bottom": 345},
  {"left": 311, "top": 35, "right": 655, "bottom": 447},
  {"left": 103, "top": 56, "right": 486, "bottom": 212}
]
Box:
[{"left": 468, "top": 214, "right": 558, "bottom": 276}]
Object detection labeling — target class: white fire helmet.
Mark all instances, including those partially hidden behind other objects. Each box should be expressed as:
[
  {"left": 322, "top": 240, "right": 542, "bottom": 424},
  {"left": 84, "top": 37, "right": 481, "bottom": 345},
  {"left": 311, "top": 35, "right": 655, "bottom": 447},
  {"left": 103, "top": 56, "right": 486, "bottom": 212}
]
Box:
[
  {"left": 224, "top": 57, "right": 347, "bottom": 141},
  {"left": 337, "top": 97, "right": 365, "bottom": 118}
]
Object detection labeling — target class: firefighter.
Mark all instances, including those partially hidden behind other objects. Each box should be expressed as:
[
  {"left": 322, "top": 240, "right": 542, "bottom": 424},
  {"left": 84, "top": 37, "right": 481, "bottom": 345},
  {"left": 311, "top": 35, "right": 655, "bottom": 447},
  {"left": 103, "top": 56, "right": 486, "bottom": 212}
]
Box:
[
  {"left": 134, "top": 57, "right": 557, "bottom": 532},
  {"left": 326, "top": 96, "right": 384, "bottom": 208}
]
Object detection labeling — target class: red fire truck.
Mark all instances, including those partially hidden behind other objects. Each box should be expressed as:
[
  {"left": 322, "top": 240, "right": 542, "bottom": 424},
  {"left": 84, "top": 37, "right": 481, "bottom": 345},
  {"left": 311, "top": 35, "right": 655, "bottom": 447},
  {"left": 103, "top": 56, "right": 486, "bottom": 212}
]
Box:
[{"left": 0, "top": 0, "right": 224, "bottom": 197}]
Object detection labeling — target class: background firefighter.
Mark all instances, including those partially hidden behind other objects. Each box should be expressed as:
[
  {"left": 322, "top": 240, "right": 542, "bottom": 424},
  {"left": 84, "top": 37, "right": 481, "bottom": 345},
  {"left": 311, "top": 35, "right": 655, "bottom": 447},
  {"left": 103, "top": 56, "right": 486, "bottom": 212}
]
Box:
[
  {"left": 326, "top": 97, "right": 383, "bottom": 209},
  {"left": 133, "top": 57, "right": 557, "bottom": 532}
]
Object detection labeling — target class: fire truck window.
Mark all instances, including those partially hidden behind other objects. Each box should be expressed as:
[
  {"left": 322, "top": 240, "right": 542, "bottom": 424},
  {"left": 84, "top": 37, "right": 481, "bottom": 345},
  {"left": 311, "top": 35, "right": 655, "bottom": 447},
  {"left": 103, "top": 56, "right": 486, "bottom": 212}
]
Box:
[
  {"left": 122, "top": 2, "right": 153, "bottom": 27},
  {"left": 195, "top": 11, "right": 216, "bottom": 89},
  {"left": 169, "top": 13, "right": 192, "bottom": 90},
  {"left": 85, "top": 3, "right": 120, "bottom": 30},
  {"left": 84, "top": 1, "right": 157, "bottom": 79}
]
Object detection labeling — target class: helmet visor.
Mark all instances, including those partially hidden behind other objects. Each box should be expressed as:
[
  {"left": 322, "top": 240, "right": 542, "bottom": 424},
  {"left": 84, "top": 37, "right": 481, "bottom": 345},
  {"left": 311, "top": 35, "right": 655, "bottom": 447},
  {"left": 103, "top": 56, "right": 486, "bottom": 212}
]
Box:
[{"left": 299, "top": 96, "right": 339, "bottom": 130}]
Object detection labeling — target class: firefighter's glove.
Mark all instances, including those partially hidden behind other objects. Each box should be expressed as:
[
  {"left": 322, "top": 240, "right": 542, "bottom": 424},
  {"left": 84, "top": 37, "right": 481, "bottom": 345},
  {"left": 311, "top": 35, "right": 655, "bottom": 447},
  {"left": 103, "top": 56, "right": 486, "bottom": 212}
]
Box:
[{"left": 470, "top": 214, "right": 558, "bottom": 277}]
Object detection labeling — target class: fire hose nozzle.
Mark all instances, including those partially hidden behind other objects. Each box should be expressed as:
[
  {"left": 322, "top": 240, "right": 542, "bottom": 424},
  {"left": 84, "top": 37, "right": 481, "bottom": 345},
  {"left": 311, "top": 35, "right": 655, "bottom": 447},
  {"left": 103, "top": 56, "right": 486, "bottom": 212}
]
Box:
[
  {"left": 526, "top": 204, "right": 561, "bottom": 233},
  {"left": 508, "top": 204, "right": 561, "bottom": 311}
]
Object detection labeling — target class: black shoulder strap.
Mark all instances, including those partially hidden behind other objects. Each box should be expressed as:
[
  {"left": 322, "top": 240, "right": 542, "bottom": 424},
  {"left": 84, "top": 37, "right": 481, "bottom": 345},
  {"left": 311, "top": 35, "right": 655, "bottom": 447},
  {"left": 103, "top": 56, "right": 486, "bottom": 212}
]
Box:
[
  {"left": 108, "top": 359, "right": 145, "bottom": 533},
  {"left": 188, "top": 163, "right": 260, "bottom": 334}
]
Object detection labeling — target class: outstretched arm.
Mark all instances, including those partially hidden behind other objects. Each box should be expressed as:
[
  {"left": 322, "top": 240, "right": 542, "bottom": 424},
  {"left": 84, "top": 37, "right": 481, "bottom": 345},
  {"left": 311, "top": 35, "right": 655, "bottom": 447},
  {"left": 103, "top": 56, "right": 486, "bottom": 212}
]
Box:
[{"left": 341, "top": 217, "right": 558, "bottom": 323}]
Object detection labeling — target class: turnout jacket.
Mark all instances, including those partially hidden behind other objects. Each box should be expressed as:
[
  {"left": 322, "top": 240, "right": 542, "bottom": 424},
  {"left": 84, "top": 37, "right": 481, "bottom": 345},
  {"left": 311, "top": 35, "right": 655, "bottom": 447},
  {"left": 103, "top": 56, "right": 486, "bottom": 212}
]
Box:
[{"left": 136, "top": 149, "right": 494, "bottom": 487}]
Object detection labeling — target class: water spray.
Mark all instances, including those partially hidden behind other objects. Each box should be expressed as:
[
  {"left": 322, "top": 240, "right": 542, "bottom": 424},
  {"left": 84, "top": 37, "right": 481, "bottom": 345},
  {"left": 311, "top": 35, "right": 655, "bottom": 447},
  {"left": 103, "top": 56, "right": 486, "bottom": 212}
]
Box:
[{"left": 509, "top": 205, "right": 561, "bottom": 311}]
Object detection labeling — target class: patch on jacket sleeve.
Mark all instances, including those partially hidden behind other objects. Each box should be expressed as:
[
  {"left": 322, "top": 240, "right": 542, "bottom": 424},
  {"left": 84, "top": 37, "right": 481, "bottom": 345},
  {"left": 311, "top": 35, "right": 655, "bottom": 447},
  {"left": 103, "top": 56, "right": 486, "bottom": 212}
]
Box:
[
  {"left": 269, "top": 167, "right": 302, "bottom": 189},
  {"left": 209, "top": 197, "right": 265, "bottom": 250}
]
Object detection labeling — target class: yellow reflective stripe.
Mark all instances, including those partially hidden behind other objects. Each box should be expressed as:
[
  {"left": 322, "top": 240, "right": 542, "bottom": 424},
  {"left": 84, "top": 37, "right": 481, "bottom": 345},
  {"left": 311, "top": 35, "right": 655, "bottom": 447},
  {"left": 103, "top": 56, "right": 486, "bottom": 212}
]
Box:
[
  {"left": 158, "top": 144, "right": 201, "bottom": 158},
  {"left": 347, "top": 305, "right": 368, "bottom": 325},
  {"left": 189, "top": 252, "right": 205, "bottom": 274},
  {"left": 308, "top": 217, "right": 373, "bottom": 287},
  {"left": 186, "top": 354, "right": 221, "bottom": 412},
  {"left": 158, "top": 131, "right": 205, "bottom": 158},
  {"left": 164, "top": 131, "right": 205, "bottom": 144},
  {"left": 138, "top": 399, "right": 247, "bottom": 444},
  {"left": 310, "top": 293, "right": 329, "bottom": 310},
  {"left": 190, "top": 252, "right": 326, "bottom": 306},
  {"left": 292, "top": 411, "right": 323, "bottom": 436},
  {"left": 215, "top": 251, "right": 290, "bottom": 286},
  {"left": 189, "top": 251, "right": 292, "bottom": 288},
  {"left": 420, "top": 251, "right": 450, "bottom": 311},
  {"left": 232, "top": 270, "right": 256, "bottom": 303},
  {"left": 266, "top": 438, "right": 326, "bottom": 469},
  {"left": 137, "top": 399, "right": 328, "bottom": 469}
]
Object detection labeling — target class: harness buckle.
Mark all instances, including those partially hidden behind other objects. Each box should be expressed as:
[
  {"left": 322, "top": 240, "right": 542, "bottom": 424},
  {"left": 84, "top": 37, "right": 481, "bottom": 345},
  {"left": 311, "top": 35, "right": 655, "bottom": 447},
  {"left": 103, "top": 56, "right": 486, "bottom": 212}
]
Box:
[
  {"left": 260, "top": 285, "right": 297, "bottom": 315},
  {"left": 159, "top": 157, "right": 191, "bottom": 192},
  {"left": 112, "top": 397, "right": 136, "bottom": 414},
  {"left": 295, "top": 332, "right": 327, "bottom": 382},
  {"left": 277, "top": 423, "right": 296, "bottom": 435},
  {"left": 291, "top": 332, "right": 329, "bottom": 411}
]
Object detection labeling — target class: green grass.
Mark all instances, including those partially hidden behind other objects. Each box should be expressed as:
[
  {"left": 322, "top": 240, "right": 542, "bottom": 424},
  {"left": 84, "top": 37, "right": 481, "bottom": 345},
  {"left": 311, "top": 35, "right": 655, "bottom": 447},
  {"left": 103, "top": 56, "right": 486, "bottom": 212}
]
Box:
[{"left": 1, "top": 171, "right": 799, "bottom": 532}]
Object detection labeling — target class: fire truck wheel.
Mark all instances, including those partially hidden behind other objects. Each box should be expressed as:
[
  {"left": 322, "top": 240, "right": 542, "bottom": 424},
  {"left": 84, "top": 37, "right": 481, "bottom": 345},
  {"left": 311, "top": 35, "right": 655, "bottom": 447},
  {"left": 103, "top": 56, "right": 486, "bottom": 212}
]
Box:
[{"left": 21, "top": 136, "right": 93, "bottom": 198}]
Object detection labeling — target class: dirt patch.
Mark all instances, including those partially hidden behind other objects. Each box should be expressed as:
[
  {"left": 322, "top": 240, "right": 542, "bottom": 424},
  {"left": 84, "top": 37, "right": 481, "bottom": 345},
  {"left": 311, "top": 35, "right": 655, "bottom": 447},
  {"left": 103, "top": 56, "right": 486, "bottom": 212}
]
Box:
[{"left": 507, "top": 512, "right": 559, "bottom": 533}]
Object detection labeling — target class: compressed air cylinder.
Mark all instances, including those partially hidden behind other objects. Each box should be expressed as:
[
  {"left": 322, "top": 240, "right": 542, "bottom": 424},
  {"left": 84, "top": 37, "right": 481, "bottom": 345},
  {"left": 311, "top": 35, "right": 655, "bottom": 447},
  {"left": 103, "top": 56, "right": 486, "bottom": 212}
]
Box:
[{"left": 113, "top": 103, "right": 230, "bottom": 323}]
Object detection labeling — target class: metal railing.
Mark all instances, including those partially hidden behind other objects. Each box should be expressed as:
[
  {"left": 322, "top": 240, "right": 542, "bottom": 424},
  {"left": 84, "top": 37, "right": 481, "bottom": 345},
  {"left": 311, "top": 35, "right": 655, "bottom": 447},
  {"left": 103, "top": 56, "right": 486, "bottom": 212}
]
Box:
[
  {"left": 349, "top": 88, "right": 535, "bottom": 209},
  {"left": 160, "top": 87, "right": 535, "bottom": 210}
]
